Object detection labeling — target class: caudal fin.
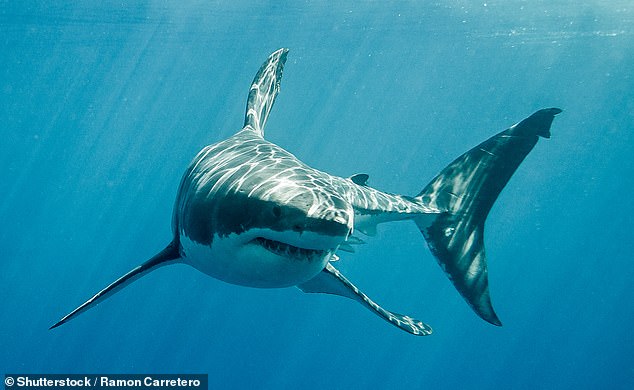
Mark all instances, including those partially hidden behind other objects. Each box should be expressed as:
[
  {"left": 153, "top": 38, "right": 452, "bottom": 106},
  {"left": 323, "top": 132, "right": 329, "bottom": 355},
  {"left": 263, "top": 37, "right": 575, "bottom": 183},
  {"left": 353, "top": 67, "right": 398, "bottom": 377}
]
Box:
[
  {"left": 415, "top": 108, "right": 562, "bottom": 325},
  {"left": 49, "top": 241, "right": 180, "bottom": 329}
]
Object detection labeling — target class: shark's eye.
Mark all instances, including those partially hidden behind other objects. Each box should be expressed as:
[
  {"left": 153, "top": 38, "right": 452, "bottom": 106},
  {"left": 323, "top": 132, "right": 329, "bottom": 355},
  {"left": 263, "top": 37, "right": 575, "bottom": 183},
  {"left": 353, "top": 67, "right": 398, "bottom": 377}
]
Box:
[{"left": 272, "top": 206, "right": 282, "bottom": 218}]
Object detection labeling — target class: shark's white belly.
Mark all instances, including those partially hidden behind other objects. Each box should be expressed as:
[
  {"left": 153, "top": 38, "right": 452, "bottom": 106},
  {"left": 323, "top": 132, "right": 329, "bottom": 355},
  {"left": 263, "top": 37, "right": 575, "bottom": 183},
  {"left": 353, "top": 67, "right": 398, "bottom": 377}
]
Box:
[{"left": 180, "top": 233, "right": 333, "bottom": 288}]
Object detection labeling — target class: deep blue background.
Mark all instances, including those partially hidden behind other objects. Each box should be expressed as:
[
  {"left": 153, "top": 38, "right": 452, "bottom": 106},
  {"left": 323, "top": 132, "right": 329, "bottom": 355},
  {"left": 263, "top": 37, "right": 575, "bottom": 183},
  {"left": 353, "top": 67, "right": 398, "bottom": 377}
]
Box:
[{"left": 2, "top": 2, "right": 633, "bottom": 389}]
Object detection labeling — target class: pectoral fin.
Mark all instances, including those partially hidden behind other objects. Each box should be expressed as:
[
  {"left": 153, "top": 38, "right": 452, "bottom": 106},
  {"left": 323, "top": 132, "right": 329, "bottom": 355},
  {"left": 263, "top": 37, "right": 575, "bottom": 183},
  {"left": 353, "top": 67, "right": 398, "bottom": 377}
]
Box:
[
  {"left": 50, "top": 241, "right": 180, "bottom": 329},
  {"left": 298, "top": 263, "right": 432, "bottom": 336}
]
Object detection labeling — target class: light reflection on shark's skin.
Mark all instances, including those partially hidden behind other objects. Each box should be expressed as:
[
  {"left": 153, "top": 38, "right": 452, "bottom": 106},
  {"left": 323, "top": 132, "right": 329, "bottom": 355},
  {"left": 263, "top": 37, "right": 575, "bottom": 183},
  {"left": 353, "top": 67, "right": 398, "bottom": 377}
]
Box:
[{"left": 50, "top": 48, "right": 561, "bottom": 335}]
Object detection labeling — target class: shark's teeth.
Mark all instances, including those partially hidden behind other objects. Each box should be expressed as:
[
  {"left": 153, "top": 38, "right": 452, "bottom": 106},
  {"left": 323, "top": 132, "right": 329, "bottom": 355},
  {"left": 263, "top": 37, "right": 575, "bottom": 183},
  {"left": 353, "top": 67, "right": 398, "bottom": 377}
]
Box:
[{"left": 254, "top": 237, "right": 325, "bottom": 259}]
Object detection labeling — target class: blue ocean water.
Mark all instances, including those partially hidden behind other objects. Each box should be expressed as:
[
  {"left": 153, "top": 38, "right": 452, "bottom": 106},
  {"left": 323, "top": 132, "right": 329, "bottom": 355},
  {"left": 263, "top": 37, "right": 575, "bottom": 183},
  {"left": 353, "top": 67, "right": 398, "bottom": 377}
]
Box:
[{"left": 2, "top": 1, "right": 633, "bottom": 389}]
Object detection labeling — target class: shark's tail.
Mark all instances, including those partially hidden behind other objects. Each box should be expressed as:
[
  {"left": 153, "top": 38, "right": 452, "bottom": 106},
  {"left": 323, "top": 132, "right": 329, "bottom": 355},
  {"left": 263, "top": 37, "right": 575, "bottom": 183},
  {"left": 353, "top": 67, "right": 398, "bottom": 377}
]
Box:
[
  {"left": 414, "top": 108, "right": 562, "bottom": 325},
  {"left": 49, "top": 241, "right": 180, "bottom": 329}
]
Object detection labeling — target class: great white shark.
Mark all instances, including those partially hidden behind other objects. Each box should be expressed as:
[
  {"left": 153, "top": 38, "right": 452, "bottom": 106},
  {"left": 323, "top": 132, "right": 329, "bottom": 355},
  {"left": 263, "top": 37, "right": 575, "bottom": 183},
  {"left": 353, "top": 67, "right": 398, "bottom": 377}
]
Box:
[{"left": 51, "top": 48, "right": 561, "bottom": 335}]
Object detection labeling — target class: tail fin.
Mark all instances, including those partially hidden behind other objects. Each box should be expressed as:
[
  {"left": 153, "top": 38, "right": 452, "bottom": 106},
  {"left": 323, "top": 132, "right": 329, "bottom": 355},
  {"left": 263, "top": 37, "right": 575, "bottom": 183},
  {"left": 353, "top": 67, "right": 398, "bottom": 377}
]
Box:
[
  {"left": 50, "top": 241, "right": 180, "bottom": 329},
  {"left": 415, "top": 108, "right": 562, "bottom": 325}
]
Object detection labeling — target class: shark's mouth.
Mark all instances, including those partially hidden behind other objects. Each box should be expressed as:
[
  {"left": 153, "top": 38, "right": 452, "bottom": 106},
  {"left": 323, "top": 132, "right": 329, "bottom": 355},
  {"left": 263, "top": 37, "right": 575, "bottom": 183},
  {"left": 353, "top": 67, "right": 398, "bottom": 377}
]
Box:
[{"left": 253, "top": 237, "right": 325, "bottom": 259}]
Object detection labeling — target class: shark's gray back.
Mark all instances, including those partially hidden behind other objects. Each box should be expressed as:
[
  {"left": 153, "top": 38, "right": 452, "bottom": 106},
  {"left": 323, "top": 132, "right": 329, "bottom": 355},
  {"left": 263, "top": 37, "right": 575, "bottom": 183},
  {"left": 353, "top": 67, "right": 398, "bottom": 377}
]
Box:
[
  {"left": 173, "top": 128, "right": 352, "bottom": 246},
  {"left": 172, "top": 126, "right": 439, "bottom": 246}
]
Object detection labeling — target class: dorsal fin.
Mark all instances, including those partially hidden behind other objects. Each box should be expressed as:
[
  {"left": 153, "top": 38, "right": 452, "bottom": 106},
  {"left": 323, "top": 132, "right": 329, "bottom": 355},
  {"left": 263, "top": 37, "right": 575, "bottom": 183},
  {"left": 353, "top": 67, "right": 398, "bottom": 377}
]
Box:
[
  {"left": 349, "top": 173, "right": 369, "bottom": 186},
  {"left": 244, "top": 48, "right": 289, "bottom": 137}
]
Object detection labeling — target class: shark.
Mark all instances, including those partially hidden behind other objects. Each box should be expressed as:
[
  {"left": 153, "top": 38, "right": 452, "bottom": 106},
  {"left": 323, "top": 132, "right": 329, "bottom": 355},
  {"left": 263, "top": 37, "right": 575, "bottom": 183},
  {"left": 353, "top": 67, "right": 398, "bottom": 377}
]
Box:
[{"left": 50, "top": 48, "right": 561, "bottom": 335}]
